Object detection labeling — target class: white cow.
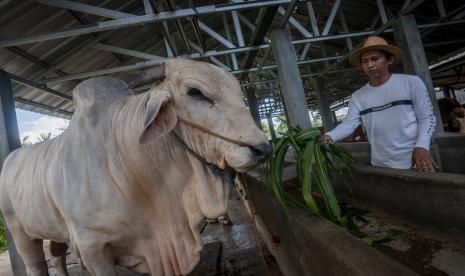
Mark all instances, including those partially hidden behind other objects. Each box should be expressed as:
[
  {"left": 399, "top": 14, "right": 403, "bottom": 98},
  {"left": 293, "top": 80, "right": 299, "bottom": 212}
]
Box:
[{"left": 0, "top": 59, "right": 270, "bottom": 276}]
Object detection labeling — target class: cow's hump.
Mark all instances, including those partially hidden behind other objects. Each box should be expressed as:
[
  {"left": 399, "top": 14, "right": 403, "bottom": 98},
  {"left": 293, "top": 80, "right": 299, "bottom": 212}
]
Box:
[{"left": 73, "top": 77, "right": 132, "bottom": 116}]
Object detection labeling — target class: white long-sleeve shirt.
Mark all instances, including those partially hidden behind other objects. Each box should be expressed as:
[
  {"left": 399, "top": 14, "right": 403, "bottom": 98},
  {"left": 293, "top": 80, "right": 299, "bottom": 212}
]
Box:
[{"left": 326, "top": 74, "right": 436, "bottom": 169}]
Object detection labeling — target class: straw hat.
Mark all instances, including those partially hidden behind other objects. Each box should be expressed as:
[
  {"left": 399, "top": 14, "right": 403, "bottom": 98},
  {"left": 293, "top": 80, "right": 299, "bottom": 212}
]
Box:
[{"left": 349, "top": 36, "right": 403, "bottom": 67}]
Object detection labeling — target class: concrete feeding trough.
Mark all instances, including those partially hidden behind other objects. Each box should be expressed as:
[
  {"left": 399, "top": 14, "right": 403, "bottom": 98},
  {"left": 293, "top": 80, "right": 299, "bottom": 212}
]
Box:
[{"left": 238, "top": 135, "right": 465, "bottom": 276}]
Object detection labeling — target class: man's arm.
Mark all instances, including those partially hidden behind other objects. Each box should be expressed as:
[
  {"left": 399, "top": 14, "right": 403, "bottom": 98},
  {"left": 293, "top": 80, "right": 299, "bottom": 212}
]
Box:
[
  {"left": 323, "top": 97, "right": 361, "bottom": 142},
  {"left": 411, "top": 76, "right": 436, "bottom": 150},
  {"left": 410, "top": 76, "right": 438, "bottom": 171}
]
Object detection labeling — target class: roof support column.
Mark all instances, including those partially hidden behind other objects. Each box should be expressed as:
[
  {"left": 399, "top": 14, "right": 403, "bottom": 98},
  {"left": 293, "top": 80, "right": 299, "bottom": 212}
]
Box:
[
  {"left": 442, "top": 86, "right": 451, "bottom": 98},
  {"left": 245, "top": 88, "right": 262, "bottom": 130},
  {"left": 0, "top": 70, "right": 27, "bottom": 276},
  {"left": 266, "top": 114, "right": 276, "bottom": 139},
  {"left": 392, "top": 15, "right": 443, "bottom": 133},
  {"left": 312, "top": 75, "right": 335, "bottom": 132},
  {"left": 332, "top": 111, "right": 338, "bottom": 123},
  {"left": 270, "top": 26, "right": 311, "bottom": 129}
]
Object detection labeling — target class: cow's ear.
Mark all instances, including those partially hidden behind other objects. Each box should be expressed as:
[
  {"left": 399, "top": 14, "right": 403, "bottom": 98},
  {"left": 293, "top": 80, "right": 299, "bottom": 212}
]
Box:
[{"left": 139, "top": 90, "right": 177, "bottom": 144}]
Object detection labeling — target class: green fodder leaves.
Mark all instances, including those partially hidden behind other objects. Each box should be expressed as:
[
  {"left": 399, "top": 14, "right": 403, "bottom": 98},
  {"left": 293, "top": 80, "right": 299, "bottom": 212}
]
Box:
[{"left": 265, "top": 126, "right": 354, "bottom": 227}]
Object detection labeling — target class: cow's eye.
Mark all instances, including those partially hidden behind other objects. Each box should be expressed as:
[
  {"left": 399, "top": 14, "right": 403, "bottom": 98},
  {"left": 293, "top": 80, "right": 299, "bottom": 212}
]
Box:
[{"left": 187, "top": 88, "right": 214, "bottom": 105}]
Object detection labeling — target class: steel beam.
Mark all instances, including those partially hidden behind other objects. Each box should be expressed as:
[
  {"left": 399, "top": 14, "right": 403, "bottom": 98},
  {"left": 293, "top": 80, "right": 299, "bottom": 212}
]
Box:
[
  {"left": 8, "top": 73, "right": 72, "bottom": 101},
  {"left": 14, "top": 97, "right": 73, "bottom": 117},
  {"left": 400, "top": 0, "right": 427, "bottom": 15},
  {"left": 6, "top": 46, "right": 80, "bottom": 86},
  {"left": 435, "top": 0, "right": 446, "bottom": 18},
  {"left": 189, "top": 41, "right": 230, "bottom": 70},
  {"left": 44, "top": 0, "right": 138, "bottom": 75},
  {"left": 322, "top": 0, "right": 342, "bottom": 35},
  {"left": 92, "top": 43, "right": 164, "bottom": 61},
  {"left": 166, "top": 0, "right": 192, "bottom": 53},
  {"left": 36, "top": 0, "right": 134, "bottom": 19},
  {"left": 234, "top": 55, "right": 342, "bottom": 74},
  {"left": 299, "top": 2, "right": 318, "bottom": 61},
  {"left": 0, "top": 0, "right": 290, "bottom": 48},
  {"left": 376, "top": 0, "right": 389, "bottom": 24},
  {"left": 246, "top": 0, "right": 299, "bottom": 85},
  {"left": 240, "top": 5, "right": 280, "bottom": 80},
  {"left": 338, "top": 8, "right": 353, "bottom": 51},
  {"left": 306, "top": 2, "right": 320, "bottom": 36},
  {"left": 151, "top": 2, "right": 179, "bottom": 56},
  {"left": 144, "top": 0, "right": 178, "bottom": 57},
  {"left": 424, "top": 39, "right": 465, "bottom": 48},
  {"left": 198, "top": 21, "right": 237, "bottom": 49},
  {"left": 277, "top": 7, "right": 312, "bottom": 38},
  {"left": 231, "top": 11, "right": 245, "bottom": 47},
  {"left": 222, "top": 14, "right": 239, "bottom": 70},
  {"left": 32, "top": 18, "right": 465, "bottom": 84},
  {"left": 43, "top": 59, "right": 165, "bottom": 84}
]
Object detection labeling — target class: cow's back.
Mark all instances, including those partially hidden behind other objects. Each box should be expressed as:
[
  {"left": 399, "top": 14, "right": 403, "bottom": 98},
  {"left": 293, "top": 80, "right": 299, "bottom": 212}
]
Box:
[{"left": 0, "top": 77, "right": 134, "bottom": 241}]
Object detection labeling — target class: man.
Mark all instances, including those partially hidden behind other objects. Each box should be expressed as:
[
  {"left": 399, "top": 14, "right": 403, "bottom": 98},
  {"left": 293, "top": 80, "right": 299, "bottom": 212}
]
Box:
[{"left": 322, "top": 36, "right": 438, "bottom": 172}]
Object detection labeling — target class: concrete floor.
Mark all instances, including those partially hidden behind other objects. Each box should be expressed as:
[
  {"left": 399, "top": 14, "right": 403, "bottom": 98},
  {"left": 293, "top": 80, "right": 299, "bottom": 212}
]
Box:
[
  {"left": 357, "top": 210, "right": 465, "bottom": 276},
  {"left": 0, "top": 198, "right": 282, "bottom": 276}
]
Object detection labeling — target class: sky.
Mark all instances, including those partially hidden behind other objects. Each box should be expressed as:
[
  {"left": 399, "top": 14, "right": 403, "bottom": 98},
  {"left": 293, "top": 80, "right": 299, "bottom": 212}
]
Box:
[{"left": 15, "top": 109, "right": 69, "bottom": 144}]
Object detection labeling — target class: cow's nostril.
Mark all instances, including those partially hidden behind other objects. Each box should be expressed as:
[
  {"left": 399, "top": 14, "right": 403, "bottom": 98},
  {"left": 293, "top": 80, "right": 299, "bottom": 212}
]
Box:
[{"left": 250, "top": 143, "right": 273, "bottom": 162}]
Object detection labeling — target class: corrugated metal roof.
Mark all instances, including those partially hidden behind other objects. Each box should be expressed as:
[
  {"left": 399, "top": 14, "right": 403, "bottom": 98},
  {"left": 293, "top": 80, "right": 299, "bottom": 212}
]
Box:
[{"left": 0, "top": 0, "right": 464, "bottom": 119}]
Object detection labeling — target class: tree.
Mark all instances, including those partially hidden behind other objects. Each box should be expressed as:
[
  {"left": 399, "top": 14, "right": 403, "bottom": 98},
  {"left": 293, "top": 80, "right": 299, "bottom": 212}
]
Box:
[
  {"left": 275, "top": 115, "right": 288, "bottom": 135},
  {"left": 38, "top": 132, "right": 53, "bottom": 142},
  {"left": 21, "top": 135, "right": 32, "bottom": 147}
]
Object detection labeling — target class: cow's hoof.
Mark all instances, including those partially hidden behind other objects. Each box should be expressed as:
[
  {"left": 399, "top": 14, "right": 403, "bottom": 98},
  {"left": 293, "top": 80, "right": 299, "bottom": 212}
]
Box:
[
  {"left": 206, "top": 218, "right": 218, "bottom": 224},
  {"left": 218, "top": 215, "right": 232, "bottom": 225}
]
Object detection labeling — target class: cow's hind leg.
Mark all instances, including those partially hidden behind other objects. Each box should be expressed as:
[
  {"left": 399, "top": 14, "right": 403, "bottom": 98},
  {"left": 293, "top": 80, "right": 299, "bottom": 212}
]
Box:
[
  {"left": 49, "top": 242, "right": 69, "bottom": 276},
  {"left": 4, "top": 215, "right": 48, "bottom": 276}
]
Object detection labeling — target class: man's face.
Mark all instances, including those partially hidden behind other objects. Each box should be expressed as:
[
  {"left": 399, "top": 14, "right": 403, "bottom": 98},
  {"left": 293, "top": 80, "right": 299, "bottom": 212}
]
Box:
[{"left": 360, "top": 50, "right": 393, "bottom": 79}]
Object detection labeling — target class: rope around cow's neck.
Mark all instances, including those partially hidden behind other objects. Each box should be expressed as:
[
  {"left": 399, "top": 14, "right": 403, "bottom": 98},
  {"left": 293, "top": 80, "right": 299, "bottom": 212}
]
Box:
[
  {"left": 176, "top": 115, "right": 252, "bottom": 148},
  {"left": 171, "top": 115, "right": 247, "bottom": 191},
  {"left": 171, "top": 131, "right": 234, "bottom": 191}
]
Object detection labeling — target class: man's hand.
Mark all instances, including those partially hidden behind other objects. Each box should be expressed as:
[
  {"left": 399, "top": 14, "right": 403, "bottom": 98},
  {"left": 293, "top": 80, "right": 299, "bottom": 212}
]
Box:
[
  {"left": 321, "top": 135, "right": 333, "bottom": 144},
  {"left": 412, "top": 147, "right": 438, "bottom": 172}
]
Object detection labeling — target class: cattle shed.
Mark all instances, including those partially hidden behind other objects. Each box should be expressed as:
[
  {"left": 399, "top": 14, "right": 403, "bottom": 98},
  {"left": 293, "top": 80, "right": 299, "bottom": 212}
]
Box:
[{"left": 1, "top": 1, "right": 465, "bottom": 276}]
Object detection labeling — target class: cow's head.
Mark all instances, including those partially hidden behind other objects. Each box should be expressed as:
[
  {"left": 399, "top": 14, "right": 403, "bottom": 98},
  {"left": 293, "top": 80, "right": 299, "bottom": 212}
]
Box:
[{"left": 131, "top": 58, "right": 271, "bottom": 172}]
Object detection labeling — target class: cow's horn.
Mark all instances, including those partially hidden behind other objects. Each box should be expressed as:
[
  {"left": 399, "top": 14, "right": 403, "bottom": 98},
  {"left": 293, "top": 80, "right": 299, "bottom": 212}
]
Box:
[{"left": 128, "top": 63, "right": 166, "bottom": 89}]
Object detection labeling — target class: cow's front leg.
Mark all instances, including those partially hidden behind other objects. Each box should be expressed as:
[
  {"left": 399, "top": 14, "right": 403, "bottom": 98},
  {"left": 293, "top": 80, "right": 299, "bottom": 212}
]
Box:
[
  {"left": 77, "top": 243, "right": 117, "bottom": 276},
  {"left": 49, "top": 241, "right": 69, "bottom": 276},
  {"left": 3, "top": 215, "right": 48, "bottom": 276}
]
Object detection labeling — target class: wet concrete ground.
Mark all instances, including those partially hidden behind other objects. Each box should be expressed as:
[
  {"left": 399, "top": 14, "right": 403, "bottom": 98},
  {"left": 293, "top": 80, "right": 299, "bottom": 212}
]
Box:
[
  {"left": 190, "top": 199, "right": 282, "bottom": 276},
  {"left": 0, "top": 198, "right": 282, "bottom": 276}
]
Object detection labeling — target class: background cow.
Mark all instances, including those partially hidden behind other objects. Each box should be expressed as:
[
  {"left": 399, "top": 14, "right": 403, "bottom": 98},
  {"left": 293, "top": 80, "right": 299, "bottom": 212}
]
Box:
[
  {"left": 0, "top": 59, "right": 270, "bottom": 276},
  {"left": 437, "top": 97, "right": 465, "bottom": 133}
]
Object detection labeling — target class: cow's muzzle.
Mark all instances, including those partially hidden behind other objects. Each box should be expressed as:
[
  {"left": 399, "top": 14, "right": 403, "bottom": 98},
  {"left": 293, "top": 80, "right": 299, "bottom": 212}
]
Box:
[{"left": 249, "top": 143, "right": 273, "bottom": 163}]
